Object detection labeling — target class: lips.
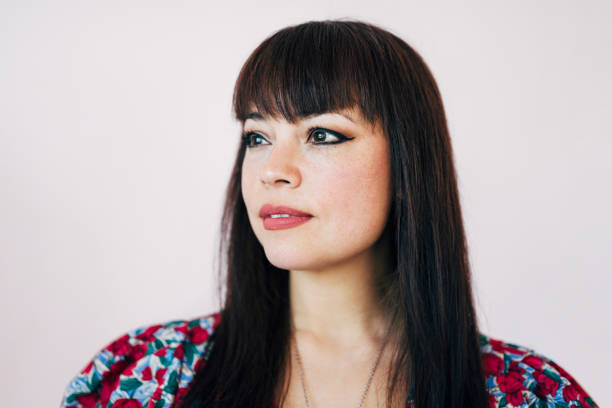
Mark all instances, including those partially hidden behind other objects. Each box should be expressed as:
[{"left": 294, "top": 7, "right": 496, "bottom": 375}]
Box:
[{"left": 259, "top": 204, "right": 313, "bottom": 219}]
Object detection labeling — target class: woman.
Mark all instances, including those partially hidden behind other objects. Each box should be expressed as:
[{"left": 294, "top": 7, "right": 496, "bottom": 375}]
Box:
[{"left": 60, "top": 20, "right": 598, "bottom": 408}]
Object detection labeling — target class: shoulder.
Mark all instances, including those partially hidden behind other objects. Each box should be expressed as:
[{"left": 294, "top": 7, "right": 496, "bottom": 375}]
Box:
[
  {"left": 61, "top": 311, "right": 222, "bottom": 408},
  {"left": 478, "top": 333, "right": 598, "bottom": 408}
]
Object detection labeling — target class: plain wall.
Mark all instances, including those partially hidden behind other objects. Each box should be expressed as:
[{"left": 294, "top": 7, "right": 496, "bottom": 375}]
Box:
[{"left": 1, "top": 0, "right": 610, "bottom": 406}]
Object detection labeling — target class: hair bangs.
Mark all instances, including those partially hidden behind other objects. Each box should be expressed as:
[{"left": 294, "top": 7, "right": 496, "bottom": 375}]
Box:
[{"left": 232, "top": 21, "right": 386, "bottom": 126}]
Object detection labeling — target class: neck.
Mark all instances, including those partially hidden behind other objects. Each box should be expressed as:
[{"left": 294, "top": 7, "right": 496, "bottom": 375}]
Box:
[{"left": 289, "top": 232, "right": 393, "bottom": 346}]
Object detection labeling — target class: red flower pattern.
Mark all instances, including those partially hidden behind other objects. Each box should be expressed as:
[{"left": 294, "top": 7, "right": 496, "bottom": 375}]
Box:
[
  {"left": 188, "top": 326, "right": 210, "bottom": 344},
  {"left": 141, "top": 366, "right": 153, "bottom": 381},
  {"left": 135, "top": 325, "right": 163, "bottom": 342},
  {"left": 174, "top": 387, "right": 189, "bottom": 407},
  {"left": 533, "top": 369, "right": 560, "bottom": 399},
  {"left": 173, "top": 344, "right": 184, "bottom": 360},
  {"left": 563, "top": 383, "right": 579, "bottom": 401},
  {"left": 60, "top": 312, "right": 599, "bottom": 408},
  {"left": 106, "top": 334, "right": 131, "bottom": 356},
  {"left": 75, "top": 393, "right": 98, "bottom": 408},
  {"left": 482, "top": 352, "right": 504, "bottom": 377},
  {"left": 151, "top": 386, "right": 163, "bottom": 401},
  {"left": 111, "top": 399, "right": 143, "bottom": 408},
  {"left": 497, "top": 370, "right": 526, "bottom": 406}
]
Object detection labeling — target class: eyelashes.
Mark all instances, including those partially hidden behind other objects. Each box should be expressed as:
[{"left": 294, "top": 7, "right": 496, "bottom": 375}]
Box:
[{"left": 241, "top": 127, "right": 353, "bottom": 148}]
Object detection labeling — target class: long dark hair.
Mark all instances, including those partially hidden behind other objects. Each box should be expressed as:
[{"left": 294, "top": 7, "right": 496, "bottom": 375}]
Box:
[{"left": 180, "top": 19, "right": 488, "bottom": 408}]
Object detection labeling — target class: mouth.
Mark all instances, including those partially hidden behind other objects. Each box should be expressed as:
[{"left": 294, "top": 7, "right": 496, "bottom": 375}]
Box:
[
  {"left": 258, "top": 204, "right": 313, "bottom": 219},
  {"left": 259, "top": 204, "right": 314, "bottom": 230}
]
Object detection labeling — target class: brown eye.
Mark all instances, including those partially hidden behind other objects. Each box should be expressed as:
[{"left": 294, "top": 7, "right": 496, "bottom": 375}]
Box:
[{"left": 307, "top": 128, "right": 350, "bottom": 145}]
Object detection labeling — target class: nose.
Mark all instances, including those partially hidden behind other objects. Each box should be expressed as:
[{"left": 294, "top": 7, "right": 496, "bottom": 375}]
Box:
[{"left": 260, "top": 136, "right": 302, "bottom": 188}]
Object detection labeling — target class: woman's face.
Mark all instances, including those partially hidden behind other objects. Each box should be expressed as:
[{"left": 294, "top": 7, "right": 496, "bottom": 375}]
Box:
[{"left": 240, "top": 106, "right": 392, "bottom": 272}]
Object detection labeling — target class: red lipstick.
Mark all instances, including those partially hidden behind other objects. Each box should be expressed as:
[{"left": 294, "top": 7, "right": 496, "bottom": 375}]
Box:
[{"left": 259, "top": 204, "right": 313, "bottom": 230}]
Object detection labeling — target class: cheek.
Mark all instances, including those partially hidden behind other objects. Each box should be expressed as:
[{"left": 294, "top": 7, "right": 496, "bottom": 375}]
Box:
[
  {"left": 318, "top": 150, "right": 391, "bottom": 240},
  {"left": 240, "top": 160, "right": 257, "bottom": 214}
]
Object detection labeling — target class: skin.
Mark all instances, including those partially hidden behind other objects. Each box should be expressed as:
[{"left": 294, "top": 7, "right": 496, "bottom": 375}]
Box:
[{"left": 240, "top": 106, "right": 399, "bottom": 407}]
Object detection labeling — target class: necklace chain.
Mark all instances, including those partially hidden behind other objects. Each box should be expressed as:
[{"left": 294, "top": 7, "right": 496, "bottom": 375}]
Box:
[{"left": 292, "top": 316, "right": 394, "bottom": 408}]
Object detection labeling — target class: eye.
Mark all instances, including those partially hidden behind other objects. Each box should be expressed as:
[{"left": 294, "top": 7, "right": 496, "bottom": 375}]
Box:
[
  {"left": 241, "top": 132, "right": 270, "bottom": 148},
  {"left": 241, "top": 127, "right": 352, "bottom": 148},
  {"left": 307, "top": 127, "right": 350, "bottom": 145}
]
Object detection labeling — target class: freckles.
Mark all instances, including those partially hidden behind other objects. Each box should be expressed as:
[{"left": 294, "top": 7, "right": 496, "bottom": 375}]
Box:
[
  {"left": 323, "top": 155, "right": 389, "bottom": 219},
  {"left": 347, "top": 143, "right": 391, "bottom": 191},
  {"left": 240, "top": 162, "right": 256, "bottom": 208},
  {"left": 339, "top": 147, "right": 391, "bottom": 233}
]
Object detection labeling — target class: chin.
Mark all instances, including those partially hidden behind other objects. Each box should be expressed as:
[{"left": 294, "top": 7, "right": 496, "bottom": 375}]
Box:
[{"left": 263, "top": 247, "right": 326, "bottom": 272}]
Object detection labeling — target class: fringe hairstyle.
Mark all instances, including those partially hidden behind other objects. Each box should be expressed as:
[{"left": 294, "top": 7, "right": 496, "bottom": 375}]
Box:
[{"left": 180, "top": 19, "right": 488, "bottom": 408}]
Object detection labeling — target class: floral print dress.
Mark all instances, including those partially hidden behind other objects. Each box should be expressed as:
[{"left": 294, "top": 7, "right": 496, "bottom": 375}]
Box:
[{"left": 60, "top": 311, "right": 599, "bottom": 408}]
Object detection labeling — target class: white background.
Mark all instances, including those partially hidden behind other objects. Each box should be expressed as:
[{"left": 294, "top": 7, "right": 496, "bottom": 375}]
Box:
[{"left": 1, "top": 0, "right": 610, "bottom": 406}]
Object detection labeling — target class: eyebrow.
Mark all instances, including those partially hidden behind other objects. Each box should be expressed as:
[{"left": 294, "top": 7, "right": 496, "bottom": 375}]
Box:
[
  {"left": 244, "top": 111, "right": 357, "bottom": 124},
  {"left": 245, "top": 112, "right": 265, "bottom": 121}
]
